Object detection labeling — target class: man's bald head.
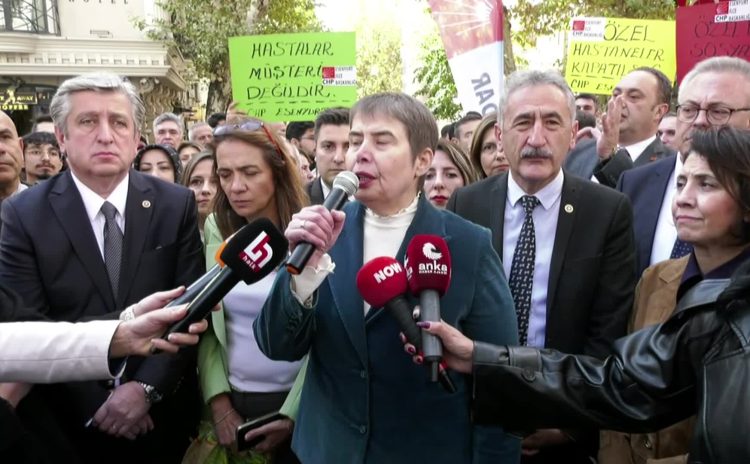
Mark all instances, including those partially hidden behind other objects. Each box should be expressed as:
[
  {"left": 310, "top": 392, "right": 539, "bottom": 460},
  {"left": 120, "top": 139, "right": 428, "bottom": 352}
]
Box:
[{"left": 0, "top": 111, "right": 24, "bottom": 196}]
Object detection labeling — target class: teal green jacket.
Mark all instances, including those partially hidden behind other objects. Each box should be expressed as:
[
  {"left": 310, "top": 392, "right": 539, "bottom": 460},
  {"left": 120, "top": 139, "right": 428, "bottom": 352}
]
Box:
[{"left": 254, "top": 197, "right": 521, "bottom": 463}]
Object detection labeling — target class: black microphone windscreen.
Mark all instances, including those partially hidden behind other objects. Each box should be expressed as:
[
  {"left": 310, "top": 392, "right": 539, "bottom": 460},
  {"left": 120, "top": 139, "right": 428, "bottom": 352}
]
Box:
[{"left": 221, "top": 218, "right": 288, "bottom": 284}]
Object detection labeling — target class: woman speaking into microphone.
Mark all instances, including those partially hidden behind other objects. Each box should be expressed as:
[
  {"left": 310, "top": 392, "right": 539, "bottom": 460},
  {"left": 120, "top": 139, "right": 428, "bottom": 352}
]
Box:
[{"left": 254, "top": 93, "right": 520, "bottom": 464}]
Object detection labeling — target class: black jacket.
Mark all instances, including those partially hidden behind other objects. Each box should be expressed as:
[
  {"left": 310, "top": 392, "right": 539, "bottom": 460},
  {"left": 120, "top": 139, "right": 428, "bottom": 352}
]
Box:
[{"left": 471, "top": 274, "right": 750, "bottom": 464}]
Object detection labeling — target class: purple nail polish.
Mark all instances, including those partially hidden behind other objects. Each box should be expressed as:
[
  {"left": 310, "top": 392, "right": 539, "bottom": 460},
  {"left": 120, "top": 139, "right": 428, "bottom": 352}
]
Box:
[{"left": 416, "top": 321, "right": 430, "bottom": 329}]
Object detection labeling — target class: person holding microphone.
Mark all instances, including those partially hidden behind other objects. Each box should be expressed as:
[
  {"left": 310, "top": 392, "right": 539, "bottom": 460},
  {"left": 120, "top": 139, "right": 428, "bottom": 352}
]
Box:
[
  {"left": 254, "top": 93, "right": 520, "bottom": 463},
  {"left": 407, "top": 127, "right": 750, "bottom": 464}
]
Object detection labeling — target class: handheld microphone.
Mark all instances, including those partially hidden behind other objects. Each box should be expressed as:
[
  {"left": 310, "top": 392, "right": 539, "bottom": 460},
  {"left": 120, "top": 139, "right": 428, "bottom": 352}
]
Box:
[
  {"left": 357, "top": 256, "right": 456, "bottom": 393},
  {"left": 164, "top": 231, "right": 242, "bottom": 308},
  {"left": 286, "top": 171, "right": 359, "bottom": 275},
  {"left": 162, "top": 218, "right": 288, "bottom": 339},
  {"left": 404, "top": 235, "right": 451, "bottom": 382},
  {"left": 165, "top": 265, "right": 220, "bottom": 308}
]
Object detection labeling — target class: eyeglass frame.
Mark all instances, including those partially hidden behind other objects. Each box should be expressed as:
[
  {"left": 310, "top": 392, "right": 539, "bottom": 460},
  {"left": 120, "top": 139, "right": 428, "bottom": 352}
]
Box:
[
  {"left": 213, "top": 120, "right": 285, "bottom": 158},
  {"left": 675, "top": 104, "right": 750, "bottom": 125}
]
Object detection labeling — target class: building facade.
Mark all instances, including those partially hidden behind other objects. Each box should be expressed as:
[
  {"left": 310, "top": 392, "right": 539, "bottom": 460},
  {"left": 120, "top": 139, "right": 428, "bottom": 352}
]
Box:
[{"left": 0, "top": 0, "right": 197, "bottom": 136}]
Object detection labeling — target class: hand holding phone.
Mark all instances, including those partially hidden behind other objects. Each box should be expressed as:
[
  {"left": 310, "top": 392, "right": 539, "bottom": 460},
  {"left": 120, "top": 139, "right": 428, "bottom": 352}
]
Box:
[{"left": 236, "top": 412, "right": 290, "bottom": 452}]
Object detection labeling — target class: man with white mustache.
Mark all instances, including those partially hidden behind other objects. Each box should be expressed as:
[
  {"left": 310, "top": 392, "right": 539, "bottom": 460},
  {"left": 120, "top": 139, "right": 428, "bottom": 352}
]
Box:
[{"left": 448, "top": 69, "right": 636, "bottom": 464}]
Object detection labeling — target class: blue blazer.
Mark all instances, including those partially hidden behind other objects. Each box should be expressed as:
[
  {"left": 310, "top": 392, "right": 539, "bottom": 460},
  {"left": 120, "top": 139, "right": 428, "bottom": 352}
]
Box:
[
  {"left": 617, "top": 154, "right": 676, "bottom": 278},
  {"left": 254, "top": 196, "right": 520, "bottom": 463}
]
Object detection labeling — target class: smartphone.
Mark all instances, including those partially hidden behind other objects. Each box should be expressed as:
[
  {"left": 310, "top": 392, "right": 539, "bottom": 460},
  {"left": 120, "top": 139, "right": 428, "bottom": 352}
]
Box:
[{"left": 236, "top": 411, "right": 285, "bottom": 452}]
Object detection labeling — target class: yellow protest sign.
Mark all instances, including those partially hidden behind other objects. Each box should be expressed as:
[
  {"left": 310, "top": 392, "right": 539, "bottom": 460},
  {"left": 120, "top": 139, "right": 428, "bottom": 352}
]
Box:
[
  {"left": 564, "top": 17, "right": 676, "bottom": 94},
  {"left": 229, "top": 32, "right": 357, "bottom": 122}
]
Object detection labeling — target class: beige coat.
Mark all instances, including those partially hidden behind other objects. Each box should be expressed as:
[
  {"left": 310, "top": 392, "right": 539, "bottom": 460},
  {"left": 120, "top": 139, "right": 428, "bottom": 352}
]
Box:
[{"left": 599, "top": 257, "right": 695, "bottom": 464}]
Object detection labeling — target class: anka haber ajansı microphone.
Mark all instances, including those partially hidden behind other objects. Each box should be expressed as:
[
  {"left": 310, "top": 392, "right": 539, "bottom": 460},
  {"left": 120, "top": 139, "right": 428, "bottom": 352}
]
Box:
[
  {"left": 404, "top": 235, "right": 451, "bottom": 383},
  {"left": 286, "top": 171, "right": 359, "bottom": 275},
  {"left": 161, "top": 217, "right": 288, "bottom": 339},
  {"left": 356, "top": 256, "right": 456, "bottom": 393}
]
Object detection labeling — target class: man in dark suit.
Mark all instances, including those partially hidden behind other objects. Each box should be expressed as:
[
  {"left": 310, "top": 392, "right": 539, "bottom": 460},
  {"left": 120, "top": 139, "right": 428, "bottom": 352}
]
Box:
[
  {"left": 0, "top": 72, "right": 204, "bottom": 463},
  {"left": 306, "top": 107, "right": 349, "bottom": 205},
  {"left": 564, "top": 67, "right": 674, "bottom": 186},
  {"left": 0, "top": 111, "right": 28, "bottom": 232},
  {"left": 448, "top": 69, "right": 636, "bottom": 463},
  {"left": 618, "top": 57, "right": 750, "bottom": 278}
]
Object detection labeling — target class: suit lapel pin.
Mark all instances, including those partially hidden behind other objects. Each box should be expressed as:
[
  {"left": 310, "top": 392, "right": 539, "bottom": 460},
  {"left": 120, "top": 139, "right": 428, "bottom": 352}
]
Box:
[
  {"left": 142, "top": 200, "right": 151, "bottom": 208},
  {"left": 564, "top": 204, "right": 574, "bottom": 213}
]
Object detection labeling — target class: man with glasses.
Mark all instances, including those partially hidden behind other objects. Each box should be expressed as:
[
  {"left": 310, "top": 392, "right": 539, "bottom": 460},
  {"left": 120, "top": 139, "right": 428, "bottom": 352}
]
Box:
[
  {"left": 22, "top": 131, "right": 64, "bottom": 185},
  {"left": 617, "top": 56, "right": 750, "bottom": 278},
  {"left": 564, "top": 67, "right": 675, "bottom": 186},
  {"left": 598, "top": 56, "right": 750, "bottom": 464}
]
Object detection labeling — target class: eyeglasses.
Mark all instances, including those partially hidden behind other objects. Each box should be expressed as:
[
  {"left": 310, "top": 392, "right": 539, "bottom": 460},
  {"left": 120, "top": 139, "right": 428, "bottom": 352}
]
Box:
[
  {"left": 213, "top": 120, "right": 284, "bottom": 158},
  {"left": 676, "top": 104, "right": 750, "bottom": 125}
]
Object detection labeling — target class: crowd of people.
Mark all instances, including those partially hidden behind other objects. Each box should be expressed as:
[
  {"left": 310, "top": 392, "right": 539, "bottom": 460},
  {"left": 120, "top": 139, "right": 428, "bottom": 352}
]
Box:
[{"left": 0, "top": 54, "right": 749, "bottom": 464}]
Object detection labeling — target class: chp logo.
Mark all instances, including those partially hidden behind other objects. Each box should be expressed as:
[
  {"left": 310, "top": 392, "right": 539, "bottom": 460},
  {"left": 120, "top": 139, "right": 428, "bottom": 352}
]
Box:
[{"left": 239, "top": 232, "right": 273, "bottom": 272}]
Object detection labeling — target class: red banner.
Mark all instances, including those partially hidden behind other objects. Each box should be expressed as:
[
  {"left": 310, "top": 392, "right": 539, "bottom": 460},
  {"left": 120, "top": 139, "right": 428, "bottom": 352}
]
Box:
[
  {"left": 428, "top": 0, "right": 503, "bottom": 59},
  {"left": 676, "top": 2, "right": 750, "bottom": 82}
]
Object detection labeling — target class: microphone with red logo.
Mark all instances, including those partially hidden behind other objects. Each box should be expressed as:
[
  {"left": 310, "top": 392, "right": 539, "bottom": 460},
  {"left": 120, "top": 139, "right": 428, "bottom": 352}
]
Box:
[
  {"left": 404, "top": 235, "right": 451, "bottom": 382},
  {"left": 356, "top": 256, "right": 456, "bottom": 393},
  {"left": 286, "top": 171, "right": 359, "bottom": 275},
  {"left": 161, "top": 218, "right": 288, "bottom": 339}
]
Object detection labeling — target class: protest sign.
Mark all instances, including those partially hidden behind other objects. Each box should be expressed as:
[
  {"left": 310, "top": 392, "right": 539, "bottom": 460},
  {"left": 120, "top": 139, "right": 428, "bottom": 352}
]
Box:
[
  {"left": 676, "top": 1, "right": 750, "bottom": 83},
  {"left": 429, "top": 0, "right": 504, "bottom": 116},
  {"left": 565, "top": 17, "right": 676, "bottom": 94},
  {"left": 229, "top": 32, "right": 357, "bottom": 122}
]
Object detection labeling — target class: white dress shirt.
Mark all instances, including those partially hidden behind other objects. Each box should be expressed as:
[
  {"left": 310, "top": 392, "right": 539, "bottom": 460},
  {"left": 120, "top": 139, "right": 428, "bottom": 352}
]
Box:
[
  {"left": 503, "top": 170, "right": 564, "bottom": 348},
  {"left": 621, "top": 135, "right": 657, "bottom": 164},
  {"left": 650, "top": 154, "right": 683, "bottom": 267},
  {"left": 590, "top": 135, "right": 658, "bottom": 183},
  {"left": 70, "top": 172, "right": 129, "bottom": 259},
  {"left": 321, "top": 178, "right": 331, "bottom": 200}
]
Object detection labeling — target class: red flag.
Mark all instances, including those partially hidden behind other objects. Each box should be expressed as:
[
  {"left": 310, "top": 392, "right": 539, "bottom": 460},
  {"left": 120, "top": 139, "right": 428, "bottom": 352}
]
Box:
[
  {"left": 321, "top": 67, "right": 335, "bottom": 79},
  {"left": 572, "top": 20, "right": 586, "bottom": 31}
]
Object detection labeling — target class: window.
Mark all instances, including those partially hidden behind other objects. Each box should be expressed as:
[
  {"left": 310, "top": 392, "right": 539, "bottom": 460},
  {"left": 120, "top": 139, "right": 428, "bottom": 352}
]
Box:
[{"left": 0, "top": 0, "right": 59, "bottom": 34}]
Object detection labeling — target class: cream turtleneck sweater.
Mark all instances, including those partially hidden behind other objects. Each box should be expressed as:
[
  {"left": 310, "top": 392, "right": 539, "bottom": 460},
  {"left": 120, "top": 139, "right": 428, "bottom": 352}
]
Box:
[{"left": 292, "top": 197, "right": 419, "bottom": 313}]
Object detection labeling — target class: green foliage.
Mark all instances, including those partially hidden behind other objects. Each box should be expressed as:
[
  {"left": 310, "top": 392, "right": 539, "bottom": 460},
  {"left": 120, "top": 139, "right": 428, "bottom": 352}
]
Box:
[
  {"left": 413, "top": 35, "right": 461, "bottom": 121},
  {"left": 357, "top": 25, "right": 404, "bottom": 98},
  {"left": 412, "top": 0, "right": 676, "bottom": 119},
  {"left": 134, "top": 0, "right": 322, "bottom": 112},
  {"left": 509, "top": 0, "right": 676, "bottom": 50}
]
